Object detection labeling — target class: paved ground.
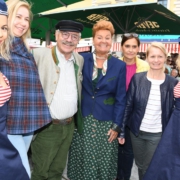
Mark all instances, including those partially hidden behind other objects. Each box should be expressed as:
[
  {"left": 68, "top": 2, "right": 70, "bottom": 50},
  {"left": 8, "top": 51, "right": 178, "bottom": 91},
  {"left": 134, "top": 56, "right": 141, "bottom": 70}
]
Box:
[
  {"left": 30, "top": 156, "right": 139, "bottom": 180},
  {"left": 130, "top": 161, "right": 139, "bottom": 180}
]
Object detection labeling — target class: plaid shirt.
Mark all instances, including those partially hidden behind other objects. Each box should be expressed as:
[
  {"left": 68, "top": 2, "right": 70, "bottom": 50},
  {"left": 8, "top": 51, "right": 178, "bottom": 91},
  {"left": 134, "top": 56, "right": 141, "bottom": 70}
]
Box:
[{"left": 0, "top": 37, "right": 51, "bottom": 134}]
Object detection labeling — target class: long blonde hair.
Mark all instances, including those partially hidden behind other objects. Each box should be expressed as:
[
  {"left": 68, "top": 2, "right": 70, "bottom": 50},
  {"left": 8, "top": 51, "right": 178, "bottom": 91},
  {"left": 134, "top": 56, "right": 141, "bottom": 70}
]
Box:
[
  {"left": 6, "top": 0, "right": 33, "bottom": 50},
  {"left": 0, "top": 33, "right": 11, "bottom": 60},
  {"left": 0, "top": 10, "right": 11, "bottom": 60}
]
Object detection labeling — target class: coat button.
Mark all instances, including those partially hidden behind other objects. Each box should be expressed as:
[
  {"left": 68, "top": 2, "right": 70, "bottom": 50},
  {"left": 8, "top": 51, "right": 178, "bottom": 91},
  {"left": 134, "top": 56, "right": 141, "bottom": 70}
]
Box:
[
  {"left": 54, "top": 81, "right": 57, "bottom": 84},
  {"left": 51, "top": 92, "right": 54, "bottom": 95},
  {"left": 92, "top": 96, "right": 94, "bottom": 99},
  {"left": 56, "top": 71, "right": 59, "bottom": 73}
]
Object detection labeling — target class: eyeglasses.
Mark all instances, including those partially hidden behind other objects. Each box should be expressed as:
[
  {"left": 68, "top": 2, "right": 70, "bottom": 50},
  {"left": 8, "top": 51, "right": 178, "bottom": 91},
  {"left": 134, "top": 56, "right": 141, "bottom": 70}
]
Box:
[
  {"left": 60, "top": 31, "right": 80, "bottom": 41},
  {"left": 122, "top": 33, "right": 139, "bottom": 38}
]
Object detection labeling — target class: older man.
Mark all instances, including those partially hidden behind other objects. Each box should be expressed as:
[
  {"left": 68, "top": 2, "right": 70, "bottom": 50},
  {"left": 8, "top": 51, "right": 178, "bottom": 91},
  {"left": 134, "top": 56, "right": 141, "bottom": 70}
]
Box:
[{"left": 31, "top": 20, "right": 84, "bottom": 180}]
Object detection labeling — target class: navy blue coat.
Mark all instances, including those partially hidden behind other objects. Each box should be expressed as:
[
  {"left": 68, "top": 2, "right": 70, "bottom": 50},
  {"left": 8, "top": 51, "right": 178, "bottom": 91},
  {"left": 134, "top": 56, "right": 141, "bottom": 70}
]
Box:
[
  {"left": 121, "top": 72, "right": 178, "bottom": 137},
  {"left": 81, "top": 53, "right": 126, "bottom": 128}
]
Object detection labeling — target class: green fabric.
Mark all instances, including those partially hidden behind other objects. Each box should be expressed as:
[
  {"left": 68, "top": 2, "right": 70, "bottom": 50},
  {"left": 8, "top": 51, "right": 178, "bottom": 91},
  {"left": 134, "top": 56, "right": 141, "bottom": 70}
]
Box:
[
  {"left": 30, "top": 0, "right": 83, "bottom": 41},
  {"left": 68, "top": 115, "right": 118, "bottom": 180},
  {"left": 74, "top": 63, "right": 83, "bottom": 134},
  {"left": 92, "top": 68, "right": 102, "bottom": 90},
  {"left": 41, "top": 3, "right": 180, "bottom": 37},
  {"left": 51, "top": 46, "right": 59, "bottom": 65},
  {"left": 29, "top": 0, "right": 83, "bottom": 14},
  {"left": 31, "top": 121, "right": 75, "bottom": 180},
  {"left": 103, "top": 97, "right": 115, "bottom": 105}
]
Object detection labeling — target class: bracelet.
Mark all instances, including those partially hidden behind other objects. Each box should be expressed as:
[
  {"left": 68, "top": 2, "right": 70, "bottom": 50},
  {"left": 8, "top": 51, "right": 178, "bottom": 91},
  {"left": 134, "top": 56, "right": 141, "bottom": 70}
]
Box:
[{"left": 111, "top": 123, "right": 121, "bottom": 133}]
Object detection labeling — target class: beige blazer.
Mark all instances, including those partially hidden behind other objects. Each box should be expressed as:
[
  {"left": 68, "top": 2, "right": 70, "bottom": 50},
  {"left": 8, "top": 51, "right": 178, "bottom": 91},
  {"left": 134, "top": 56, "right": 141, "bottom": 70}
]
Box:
[{"left": 33, "top": 47, "right": 84, "bottom": 108}]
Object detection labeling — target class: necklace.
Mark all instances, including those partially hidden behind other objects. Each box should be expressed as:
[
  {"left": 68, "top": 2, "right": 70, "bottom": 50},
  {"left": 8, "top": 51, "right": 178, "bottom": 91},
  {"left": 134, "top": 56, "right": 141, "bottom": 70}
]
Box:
[{"left": 96, "top": 55, "right": 107, "bottom": 60}]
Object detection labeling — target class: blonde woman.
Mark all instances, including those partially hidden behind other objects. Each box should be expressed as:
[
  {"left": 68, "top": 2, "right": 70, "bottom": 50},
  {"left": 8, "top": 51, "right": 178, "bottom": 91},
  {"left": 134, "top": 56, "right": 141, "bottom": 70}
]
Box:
[
  {"left": 0, "top": 0, "right": 51, "bottom": 177},
  {"left": 120, "top": 42, "right": 178, "bottom": 180},
  {"left": 144, "top": 54, "right": 180, "bottom": 180},
  {"left": 0, "top": 0, "right": 29, "bottom": 179}
]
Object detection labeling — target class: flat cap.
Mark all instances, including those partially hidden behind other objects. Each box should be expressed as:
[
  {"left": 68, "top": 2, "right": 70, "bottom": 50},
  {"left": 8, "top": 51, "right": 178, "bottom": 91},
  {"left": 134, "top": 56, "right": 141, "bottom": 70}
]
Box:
[{"left": 55, "top": 20, "right": 84, "bottom": 33}]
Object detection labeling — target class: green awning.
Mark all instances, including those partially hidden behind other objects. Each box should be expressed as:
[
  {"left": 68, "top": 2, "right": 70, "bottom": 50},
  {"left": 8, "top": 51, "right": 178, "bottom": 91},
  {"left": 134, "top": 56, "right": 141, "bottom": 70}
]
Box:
[
  {"left": 30, "top": 0, "right": 83, "bottom": 42},
  {"left": 37, "top": 2, "right": 180, "bottom": 40},
  {"left": 29, "top": 0, "right": 83, "bottom": 14}
]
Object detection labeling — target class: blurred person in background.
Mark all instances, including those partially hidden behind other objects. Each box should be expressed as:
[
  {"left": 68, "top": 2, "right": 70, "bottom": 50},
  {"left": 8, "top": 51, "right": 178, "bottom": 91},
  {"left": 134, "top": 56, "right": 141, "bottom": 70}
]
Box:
[
  {"left": 165, "top": 53, "right": 172, "bottom": 74},
  {"left": 171, "top": 69, "right": 178, "bottom": 78},
  {"left": 171, "top": 58, "right": 180, "bottom": 81}
]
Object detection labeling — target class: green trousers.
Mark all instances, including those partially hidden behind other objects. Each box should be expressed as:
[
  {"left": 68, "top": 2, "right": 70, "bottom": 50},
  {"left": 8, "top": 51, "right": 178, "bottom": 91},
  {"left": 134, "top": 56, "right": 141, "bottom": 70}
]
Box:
[{"left": 31, "top": 121, "right": 74, "bottom": 180}]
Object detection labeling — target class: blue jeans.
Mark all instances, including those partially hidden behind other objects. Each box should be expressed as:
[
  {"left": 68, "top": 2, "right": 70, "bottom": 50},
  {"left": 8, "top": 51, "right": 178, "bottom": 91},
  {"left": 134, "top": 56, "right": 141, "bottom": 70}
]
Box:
[
  {"left": 8, "top": 132, "right": 34, "bottom": 178},
  {"left": 117, "top": 127, "right": 134, "bottom": 180}
]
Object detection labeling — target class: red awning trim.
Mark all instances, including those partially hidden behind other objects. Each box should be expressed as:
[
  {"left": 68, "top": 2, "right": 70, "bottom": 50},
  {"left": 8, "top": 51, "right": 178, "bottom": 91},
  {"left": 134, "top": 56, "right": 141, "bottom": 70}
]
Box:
[
  {"left": 111, "top": 42, "right": 180, "bottom": 54},
  {"left": 111, "top": 42, "right": 121, "bottom": 52},
  {"left": 74, "top": 46, "right": 90, "bottom": 52},
  {"left": 75, "top": 43, "right": 180, "bottom": 53},
  {"left": 164, "top": 43, "right": 179, "bottom": 53},
  {"left": 139, "top": 43, "right": 180, "bottom": 53}
]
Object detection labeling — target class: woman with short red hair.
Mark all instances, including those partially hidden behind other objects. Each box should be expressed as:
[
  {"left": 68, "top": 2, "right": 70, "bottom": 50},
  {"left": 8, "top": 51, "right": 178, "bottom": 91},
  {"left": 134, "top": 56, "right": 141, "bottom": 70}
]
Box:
[{"left": 68, "top": 20, "right": 126, "bottom": 180}]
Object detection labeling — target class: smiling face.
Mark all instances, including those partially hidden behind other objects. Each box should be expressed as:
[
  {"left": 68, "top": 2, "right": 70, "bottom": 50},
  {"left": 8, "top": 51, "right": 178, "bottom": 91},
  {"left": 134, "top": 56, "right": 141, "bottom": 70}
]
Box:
[
  {"left": 121, "top": 38, "right": 139, "bottom": 62},
  {"left": 55, "top": 30, "right": 80, "bottom": 60},
  {"left": 93, "top": 29, "right": 112, "bottom": 55},
  {"left": 0, "top": 15, "right": 8, "bottom": 45},
  {"left": 147, "top": 47, "right": 166, "bottom": 71},
  {"left": 12, "top": 6, "right": 29, "bottom": 37}
]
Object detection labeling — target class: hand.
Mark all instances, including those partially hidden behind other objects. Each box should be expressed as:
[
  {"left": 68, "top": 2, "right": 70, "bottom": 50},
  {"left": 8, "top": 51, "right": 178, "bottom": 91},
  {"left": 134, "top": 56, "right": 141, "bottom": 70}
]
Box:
[
  {"left": 118, "top": 138, "right": 125, "bottom": 145},
  {"left": 107, "top": 129, "right": 118, "bottom": 143}
]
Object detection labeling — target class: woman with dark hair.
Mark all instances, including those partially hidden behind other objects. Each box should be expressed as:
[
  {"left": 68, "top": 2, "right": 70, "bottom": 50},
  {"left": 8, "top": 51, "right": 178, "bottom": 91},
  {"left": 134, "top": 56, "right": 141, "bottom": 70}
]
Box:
[
  {"left": 116, "top": 33, "right": 149, "bottom": 180},
  {"left": 68, "top": 20, "right": 126, "bottom": 180}
]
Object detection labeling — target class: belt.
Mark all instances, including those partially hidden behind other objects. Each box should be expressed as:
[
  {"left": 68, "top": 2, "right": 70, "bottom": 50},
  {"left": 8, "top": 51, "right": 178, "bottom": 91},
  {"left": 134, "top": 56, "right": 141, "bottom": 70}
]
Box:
[{"left": 52, "top": 117, "right": 73, "bottom": 125}]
